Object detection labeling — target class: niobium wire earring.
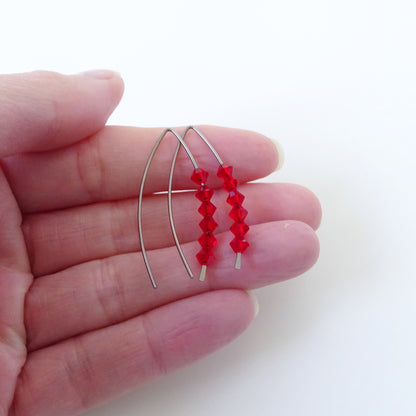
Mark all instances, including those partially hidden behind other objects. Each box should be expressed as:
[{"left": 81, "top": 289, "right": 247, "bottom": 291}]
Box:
[
  {"left": 138, "top": 126, "right": 249, "bottom": 288},
  {"left": 170, "top": 126, "right": 225, "bottom": 282}
]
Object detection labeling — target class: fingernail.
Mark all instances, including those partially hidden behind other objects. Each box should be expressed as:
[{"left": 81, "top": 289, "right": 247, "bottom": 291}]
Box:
[
  {"left": 79, "top": 69, "right": 121, "bottom": 80},
  {"left": 270, "top": 138, "right": 285, "bottom": 171},
  {"left": 246, "top": 290, "right": 259, "bottom": 318}
]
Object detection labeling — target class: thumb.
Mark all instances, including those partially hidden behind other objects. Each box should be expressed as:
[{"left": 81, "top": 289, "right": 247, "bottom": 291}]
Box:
[{"left": 0, "top": 70, "right": 124, "bottom": 157}]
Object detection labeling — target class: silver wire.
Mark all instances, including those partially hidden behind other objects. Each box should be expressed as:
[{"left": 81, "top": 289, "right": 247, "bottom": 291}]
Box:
[
  {"left": 138, "top": 128, "right": 198, "bottom": 289},
  {"left": 168, "top": 143, "right": 194, "bottom": 279},
  {"left": 235, "top": 252, "right": 242, "bottom": 269},
  {"left": 181, "top": 126, "right": 224, "bottom": 166},
  {"left": 199, "top": 265, "right": 207, "bottom": 282},
  {"left": 166, "top": 126, "right": 225, "bottom": 284}
]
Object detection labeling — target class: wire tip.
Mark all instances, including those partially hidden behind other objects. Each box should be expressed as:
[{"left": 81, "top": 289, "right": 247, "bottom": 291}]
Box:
[{"left": 199, "top": 265, "right": 207, "bottom": 281}]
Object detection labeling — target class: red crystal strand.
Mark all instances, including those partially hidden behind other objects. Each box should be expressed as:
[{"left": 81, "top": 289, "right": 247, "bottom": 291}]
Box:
[
  {"left": 192, "top": 168, "right": 217, "bottom": 267},
  {"left": 217, "top": 166, "right": 249, "bottom": 258}
]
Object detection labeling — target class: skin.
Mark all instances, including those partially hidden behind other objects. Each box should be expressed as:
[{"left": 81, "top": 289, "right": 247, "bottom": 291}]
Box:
[{"left": 0, "top": 70, "right": 321, "bottom": 416}]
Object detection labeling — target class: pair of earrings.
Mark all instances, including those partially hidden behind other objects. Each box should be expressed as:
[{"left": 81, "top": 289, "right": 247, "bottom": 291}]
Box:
[{"left": 138, "top": 126, "right": 249, "bottom": 289}]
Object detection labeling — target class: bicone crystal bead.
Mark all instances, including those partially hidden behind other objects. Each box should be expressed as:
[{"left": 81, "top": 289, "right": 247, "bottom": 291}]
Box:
[
  {"left": 198, "top": 201, "right": 217, "bottom": 216},
  {"left": 230, "top": 222, "right": 249, "bottom": 237},
  {"left": 217, "top": 165, "right": 234, "bottom": 181},
  {"left": 195, "top": 185, "right": 213, "bottom": 202},
  {"left": 226, "top": 190, "right": 245, "bottom": 206},
  {"left": 196, "top": 249, "right": 215, "bottom": 265},
  {"left": 222, "top": 178, "right": 237, "bottom": 192},
  {"left": 198, "top": 232, "right": 217, "bottom": 249},
  {"left": 199, "top": 216, "right": 218, "bottom": 232},
  {"left": 229, "top": 206, "right": 248, "bottom": 222},
  {"left": 217, "top": 165, "right": 237, "bottom": 191},
  {"left": 230, "top": 238, "right": 249, "bottom": 253},
  {"left": 191, "top": 168, "right": 209, "bottom": 185}
]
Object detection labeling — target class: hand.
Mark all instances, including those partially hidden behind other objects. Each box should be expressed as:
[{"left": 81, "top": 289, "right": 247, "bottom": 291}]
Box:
[{"left": 0, "top": 70, "right": 321, "bottom": 416}]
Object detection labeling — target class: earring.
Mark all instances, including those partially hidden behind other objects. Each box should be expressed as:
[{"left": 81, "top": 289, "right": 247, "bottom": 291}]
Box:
[
  {"left": 138, "top": 126, "right": 249, "bottom": 288},
  {"left": 170, "top": 126, "right": 224, "bottom": 282}
]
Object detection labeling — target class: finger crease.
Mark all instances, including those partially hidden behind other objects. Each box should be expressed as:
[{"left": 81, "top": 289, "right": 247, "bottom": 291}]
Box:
[
  {"left": 74, "top": 137, "right": 106, "bottom": 201},
  {"left": 94, "top": 258, "right": 128, "bottom": 324},
  {"left": 63, "top": 338, "right": 96, "bottom": 410},
  {"left": 140, "top": 315, "right": 168, "bottom": 376}
]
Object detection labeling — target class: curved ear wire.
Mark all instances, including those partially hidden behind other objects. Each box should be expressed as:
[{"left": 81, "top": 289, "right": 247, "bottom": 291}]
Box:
[
  {"left": 138, "top": 128, "right": 198, "bottom": 289},
  {"left": 169, "top": 126, "right": 223, "bottom": 282},
  {"left": 181, "top": 126, "right": 224, "bottom": 165}
]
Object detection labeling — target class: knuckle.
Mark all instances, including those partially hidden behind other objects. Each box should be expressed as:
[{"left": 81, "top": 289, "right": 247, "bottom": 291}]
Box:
[
  {"left": 74, "top": 137, "right": 106, "bottom": 201},
  {"left": 140, "top": 315, "right": 168, "bottom": 376},
  {"left": 94, "top": 258, "right": 128, "bottom": 322}
]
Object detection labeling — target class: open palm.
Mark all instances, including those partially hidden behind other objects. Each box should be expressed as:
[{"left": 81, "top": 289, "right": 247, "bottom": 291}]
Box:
[{"left": 0, "top": 71, "right": 320, "bottom": 416}]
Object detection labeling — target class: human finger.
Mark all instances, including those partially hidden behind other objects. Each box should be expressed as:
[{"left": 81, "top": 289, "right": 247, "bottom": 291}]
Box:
[
  {"left": 0, "top": 70, "right": 123, "bottom": 157},
  {"left": 2, "top": 125, "right": 280, "bottom": 213},
  {"left": 12, "top": 290, "right": 256, "bottom": 416},
  {"left": 25, "top": 221, "right": 319, "bottom": 350},
  {"left": 24, "top": 183, "right": 321, "bottom": 276},
  {"left": 0, "top": 170, "right": 32, "bottom": 413}
]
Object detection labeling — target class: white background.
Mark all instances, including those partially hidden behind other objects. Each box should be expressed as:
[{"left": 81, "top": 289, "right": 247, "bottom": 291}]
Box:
[{"left": 2, "top": 0, "right": 415, "bottom": 415}]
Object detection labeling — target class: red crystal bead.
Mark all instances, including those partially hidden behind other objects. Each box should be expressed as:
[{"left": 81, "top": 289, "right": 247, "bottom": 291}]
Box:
[
  {"left": 230, "top": 238, "right": 249, "bottom": 253},
  {"left": 217, "top": 165, "right": 234, "bottom": 181},
  {"left": 230, "top": 222, "right": 249, "bottom": 237},
  {"left": 195, "top": 185, "right": 213, "bottom": 202},
  {"left": 227, "top": 190, "right": 245, "bottom": 206},
  {"left": 223, "top": 181, "right": 237, "bottom": 192},
  {"left": 222, "top": 178, "right": 237, "bottom": 192},
  {"left": 196, "top": 249, "right": 215, "bottom": 265},
  {"left": 229, "top": 206, "right": 248, "bottom": 221},
  {"left": 191, "top": 168, "right": 208, "bottom": 185},
  {"left": 218, "top": 165, "right": 237, "bottom": 191},
  {"left": 198, "top": 232, "right": 217, "bottom": 249},
  {"left": 198, "top": 201, "right": 217, "bottom": 216},
  {"left": 199, "top": 216, "right": 218, "bottom": 232}
]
